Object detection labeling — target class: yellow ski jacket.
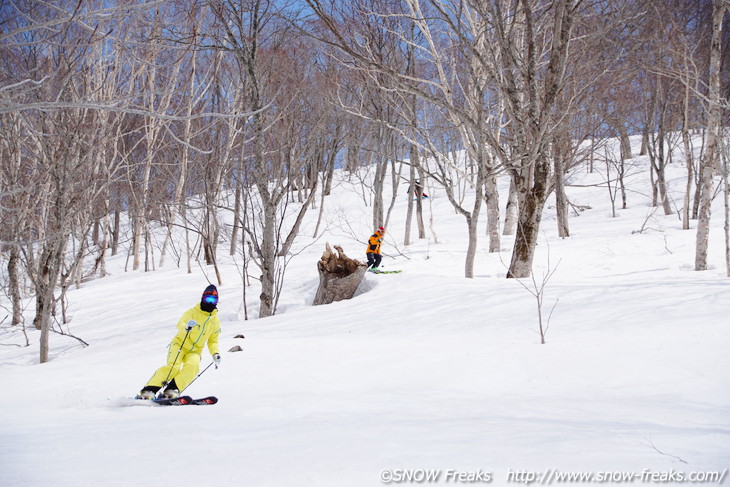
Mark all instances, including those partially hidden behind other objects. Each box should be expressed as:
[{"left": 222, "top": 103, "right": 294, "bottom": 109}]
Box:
[{"left": 169, "top": 303, "right": 221, "bottom": 358}]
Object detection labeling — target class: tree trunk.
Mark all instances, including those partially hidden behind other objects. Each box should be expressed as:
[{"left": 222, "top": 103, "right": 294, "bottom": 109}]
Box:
[
  {"left": 404, "top": 33, "right": 424, "bottom": 246},
  {"left": 693, "top": 154, "right": 704, "bottom": 220},
  {"left": 111, "top": 209, "right": 120, "bottom": 256},
  {"left": 230, "top": 181, "right": 242, "bottom": 256},
  {"left": 722, "top": 140, "right": 730, "bottom": 277},
  {"left": 484, "top": 174, "right": 501, "bottom": 251},
  {"left": 695, "top": 0, "right": 726, "bottom": 270},
  {"left": 654, "top": 124, "right": 673, "bottom": 216},
  {"left": 681, "top": 63, "right": 695, "bottom": 230},
  {"left": 8, "top": 246, "right": 22, "bottom": 327},
  {"left": 258, "top": 202, "right": 277, "bottom": 318},
  {"left": 655, "top": 166, "right": 673, "bottom": 216},
  {"left": 313, "top": 244, "right": 367, "bottom": 306},
  {"left": 415, "top": 165, "right": 426, "bottom": 239},
  {"left": 682, "top": 132, "right": 694, "bottom": 230},
  {"left": 554, "top": 148, "right": 570, "bottom": 238},
  {"left": 640, "top": 126, "right": 649, "bottom": 156},
  {"left": 618, "top": 120, "right": 632, "bottom": 160},
  {"left": 508, "top": 154, "right": 551, "bottom": 279},
  {"left": 503, "top": 177, "right": 519, "bottom": 236},
  {"left": 36, "top": 238, "right": 66, "bottom": 363},
  {"left": 372, "top": 125, "right": 388, "bottom": 229},
  {"left": 696, "top": 159, "right": 717, "bottom": 271},
  {"left": 508, "top": 193, "right": 547, "bottom": 278},
  {"left": 383, "top": 143, "right": 402, "bottom": 229},
  {"left": 464, "top": 214, "right": 480, "bottom": 278},
  {"left": 404, "top": 153, "right": 416, "bottom": 246}
]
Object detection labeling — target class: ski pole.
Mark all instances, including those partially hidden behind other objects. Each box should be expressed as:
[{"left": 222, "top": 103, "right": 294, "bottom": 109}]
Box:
[
  {"left": 158, "top": 325, "right": 193, "bottom": 398},
  {"left": 179, "top": 360, "right": 216, "bottom": 395}
]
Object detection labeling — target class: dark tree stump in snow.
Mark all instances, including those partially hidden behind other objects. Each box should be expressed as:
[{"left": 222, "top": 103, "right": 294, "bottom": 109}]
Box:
[{"left": 312, "top": 243, "right": 366, "bottom": 306}]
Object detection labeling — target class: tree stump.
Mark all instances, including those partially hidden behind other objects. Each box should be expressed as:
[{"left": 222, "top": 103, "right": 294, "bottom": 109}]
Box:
[{"left": 312, "top": 243, "right": 367, "bottom": 306}]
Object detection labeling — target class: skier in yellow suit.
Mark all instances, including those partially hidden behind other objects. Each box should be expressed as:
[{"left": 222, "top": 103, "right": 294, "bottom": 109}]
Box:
[{"left": 138, "top": 285, "right": 222, "bottom": 400}]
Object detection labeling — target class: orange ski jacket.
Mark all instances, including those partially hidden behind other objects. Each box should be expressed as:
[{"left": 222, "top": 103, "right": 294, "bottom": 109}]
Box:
[{"left": 367, "top": 231, "right": 384, "bottom": 255}]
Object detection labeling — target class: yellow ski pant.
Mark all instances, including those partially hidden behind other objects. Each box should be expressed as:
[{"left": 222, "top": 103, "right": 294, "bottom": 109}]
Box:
[{"left": 146, "top": 348, "right": 201, "bottom": 391}]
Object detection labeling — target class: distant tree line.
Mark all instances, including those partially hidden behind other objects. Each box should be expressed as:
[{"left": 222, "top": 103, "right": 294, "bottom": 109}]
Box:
[{"left": 0, "top": 0, "right": 727, "bottom": 362}]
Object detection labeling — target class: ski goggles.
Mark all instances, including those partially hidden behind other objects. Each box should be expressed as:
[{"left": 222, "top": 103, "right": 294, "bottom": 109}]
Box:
[{"left": 203, "top": 294, "right": 218, "bottom": 305}]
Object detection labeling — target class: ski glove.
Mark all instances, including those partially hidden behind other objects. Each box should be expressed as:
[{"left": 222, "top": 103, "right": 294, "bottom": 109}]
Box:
[
  {"left": 213, "top": 353, "right": 222, "bottom": 365},
  {"left": 185, "top": 320, "right": 197, "bottom": 331}
]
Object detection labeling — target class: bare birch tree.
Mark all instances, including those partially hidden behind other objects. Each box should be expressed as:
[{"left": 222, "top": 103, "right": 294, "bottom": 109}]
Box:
[
  {"left": 695, "top": 0, "right": 727, "bottom": 271},
  {"left": 210, "top": 0, "right": 330, "bottom": 317}
]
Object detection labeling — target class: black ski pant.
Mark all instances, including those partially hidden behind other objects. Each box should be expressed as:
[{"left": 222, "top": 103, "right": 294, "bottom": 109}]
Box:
[{"left": 366, "top": 252, "right": 382, "bottom": 268}]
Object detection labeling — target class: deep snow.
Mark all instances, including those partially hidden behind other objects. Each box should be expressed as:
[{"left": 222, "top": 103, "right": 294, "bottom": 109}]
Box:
[{"left": 1, "top": 139, "right": 729, "bottom": 486}]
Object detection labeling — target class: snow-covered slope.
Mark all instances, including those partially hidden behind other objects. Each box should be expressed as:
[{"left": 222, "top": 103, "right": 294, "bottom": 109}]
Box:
[{"left": 1, "top": 142, "right": 728, "bottom": 486}]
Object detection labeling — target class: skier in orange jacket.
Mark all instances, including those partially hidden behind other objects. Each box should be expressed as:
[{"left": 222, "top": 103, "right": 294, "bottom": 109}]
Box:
[{"left": 366, "top": 226, "right": 385, "bottom": 270}]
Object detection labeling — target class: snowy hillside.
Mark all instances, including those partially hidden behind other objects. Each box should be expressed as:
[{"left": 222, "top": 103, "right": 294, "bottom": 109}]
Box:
[{"left": 1, "top": 141, "right": 729, "bottom": 487}]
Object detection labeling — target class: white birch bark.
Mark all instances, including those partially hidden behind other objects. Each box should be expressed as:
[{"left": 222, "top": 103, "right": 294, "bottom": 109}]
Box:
[{"left": 695, "top": 0, "right": 726, "bottom": 270}]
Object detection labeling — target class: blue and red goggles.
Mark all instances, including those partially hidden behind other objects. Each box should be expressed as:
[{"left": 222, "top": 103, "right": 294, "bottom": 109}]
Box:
[{"left": 203, "top": 293, "right": 218, "bottom": 305}]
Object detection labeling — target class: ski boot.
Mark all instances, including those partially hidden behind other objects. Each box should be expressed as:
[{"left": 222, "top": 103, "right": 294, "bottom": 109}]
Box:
[
  {"left": 162, "top": 388, "right": 180, "bottom": 399},
  {"left": 136, "top": 388, "right": 157, "bottom": 400}
]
